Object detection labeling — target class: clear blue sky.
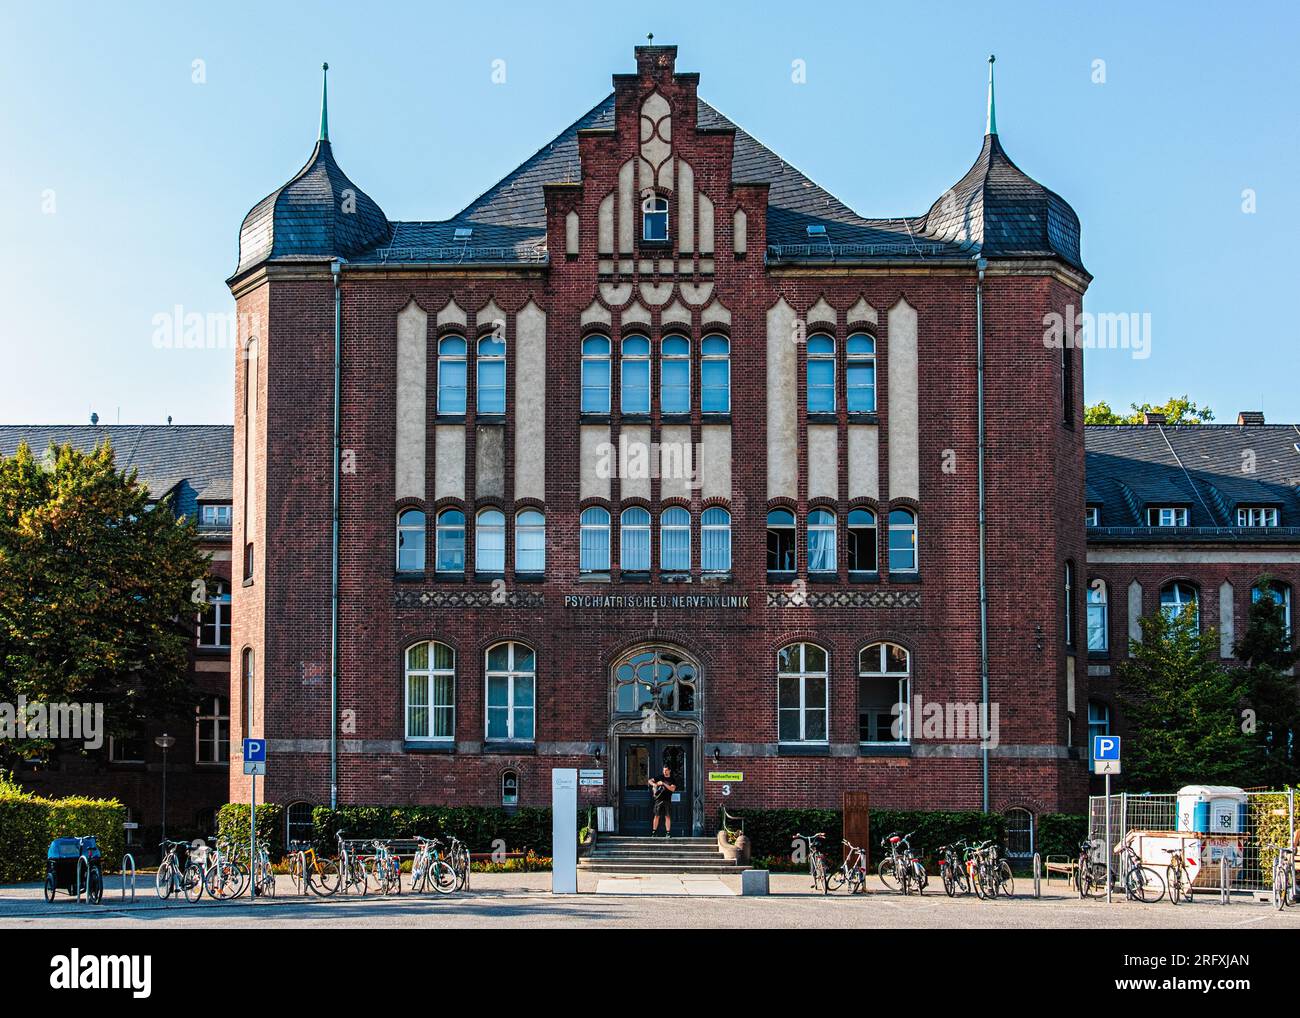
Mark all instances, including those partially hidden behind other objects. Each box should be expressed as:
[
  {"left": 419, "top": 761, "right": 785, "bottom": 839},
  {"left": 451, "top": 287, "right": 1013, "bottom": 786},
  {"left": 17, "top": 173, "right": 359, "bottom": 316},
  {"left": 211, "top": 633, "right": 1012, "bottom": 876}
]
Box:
[{"left": 2, "top": 0, "right": 1296, "bottom": 424}]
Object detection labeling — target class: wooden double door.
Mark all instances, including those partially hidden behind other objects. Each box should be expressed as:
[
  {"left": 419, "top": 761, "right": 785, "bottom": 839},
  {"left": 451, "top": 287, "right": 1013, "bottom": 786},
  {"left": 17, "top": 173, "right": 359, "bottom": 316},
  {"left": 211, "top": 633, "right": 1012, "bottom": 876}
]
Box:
[{"left": 619, "top": 737, "right": 692, "bottom": 834}]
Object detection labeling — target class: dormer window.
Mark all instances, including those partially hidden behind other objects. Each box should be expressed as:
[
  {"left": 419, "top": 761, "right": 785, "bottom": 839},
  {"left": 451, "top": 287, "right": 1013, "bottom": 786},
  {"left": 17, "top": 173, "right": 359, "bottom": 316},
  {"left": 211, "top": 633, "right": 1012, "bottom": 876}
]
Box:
[
  {"left": 1147, "top": 506, "right": 1188, "bottom": 527},
  {"left": 200, "top": 503, "right": 232, "bottom": 528},
  {"left": 1237, "top": 506, "right": 1279, "bottom": 528},
  {"left": 1085, "top": 506, "right": 1100, "bottom": 528},
  {"left": 642, "top": 195, "right": 669, "bottom": 242}
]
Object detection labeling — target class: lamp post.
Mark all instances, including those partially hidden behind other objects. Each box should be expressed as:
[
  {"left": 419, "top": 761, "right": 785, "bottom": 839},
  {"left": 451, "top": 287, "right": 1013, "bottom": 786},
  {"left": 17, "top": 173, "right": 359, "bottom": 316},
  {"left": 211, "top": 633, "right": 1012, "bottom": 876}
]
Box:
[{"left": 154, "top": 734, "right": 176, "bottom": 841}]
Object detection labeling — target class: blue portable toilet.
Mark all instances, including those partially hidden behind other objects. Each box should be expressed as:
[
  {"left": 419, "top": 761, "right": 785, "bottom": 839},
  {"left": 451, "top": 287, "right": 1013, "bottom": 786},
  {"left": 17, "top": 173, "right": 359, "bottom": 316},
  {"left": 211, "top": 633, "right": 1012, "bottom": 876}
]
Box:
[{"left": 1176, "top": 786, "right": 1247, "bottom": 834}]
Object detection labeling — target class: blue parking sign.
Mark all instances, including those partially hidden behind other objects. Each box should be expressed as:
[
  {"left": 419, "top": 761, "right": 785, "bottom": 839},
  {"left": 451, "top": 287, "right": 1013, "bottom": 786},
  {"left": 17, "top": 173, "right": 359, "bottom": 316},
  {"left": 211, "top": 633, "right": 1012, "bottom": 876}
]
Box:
[
  {"left": 243, "top": 738, "right": 266, "bottom": 762},
  {"left": 1093, "top": 735, "right": 1120, "bottom": 761}
]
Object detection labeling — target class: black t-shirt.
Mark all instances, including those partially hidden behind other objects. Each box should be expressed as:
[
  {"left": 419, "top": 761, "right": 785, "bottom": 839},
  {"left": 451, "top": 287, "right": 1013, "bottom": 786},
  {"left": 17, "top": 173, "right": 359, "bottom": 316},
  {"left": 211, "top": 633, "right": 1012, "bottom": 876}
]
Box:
[{"left": 651, "top": 773, "right": 676, "bottom": 803}]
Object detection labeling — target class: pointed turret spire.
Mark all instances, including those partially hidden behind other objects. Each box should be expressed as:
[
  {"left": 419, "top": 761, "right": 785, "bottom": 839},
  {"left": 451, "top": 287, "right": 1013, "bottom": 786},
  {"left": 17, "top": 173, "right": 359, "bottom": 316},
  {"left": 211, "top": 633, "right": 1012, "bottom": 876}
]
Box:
[
  {"left": 985, "top": 54, "right": 997, "bottom": 136},
  {"left": 319, "top": 62, "right": 330, "bottom": 142}
]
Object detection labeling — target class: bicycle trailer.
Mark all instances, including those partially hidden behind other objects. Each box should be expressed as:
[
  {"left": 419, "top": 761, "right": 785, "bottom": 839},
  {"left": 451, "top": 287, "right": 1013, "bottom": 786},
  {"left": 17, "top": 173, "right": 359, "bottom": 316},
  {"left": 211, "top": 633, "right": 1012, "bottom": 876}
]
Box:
[{"left": 44, "top": 836, "right": 103, "bottom": 902}]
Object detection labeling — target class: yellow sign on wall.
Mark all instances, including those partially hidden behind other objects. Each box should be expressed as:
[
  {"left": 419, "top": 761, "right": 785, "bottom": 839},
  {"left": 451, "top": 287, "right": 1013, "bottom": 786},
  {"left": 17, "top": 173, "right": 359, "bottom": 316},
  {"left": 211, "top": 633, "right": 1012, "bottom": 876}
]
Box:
[{"left": 708, "top": 771, "right": 743, "bottom": 782}]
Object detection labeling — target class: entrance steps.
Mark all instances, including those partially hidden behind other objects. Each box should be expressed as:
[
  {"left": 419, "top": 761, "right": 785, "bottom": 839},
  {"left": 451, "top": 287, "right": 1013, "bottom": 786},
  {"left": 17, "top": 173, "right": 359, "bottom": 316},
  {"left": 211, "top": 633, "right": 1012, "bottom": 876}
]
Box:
[{"left": 578, "top": 835, "right": 744, "bottom": 874}]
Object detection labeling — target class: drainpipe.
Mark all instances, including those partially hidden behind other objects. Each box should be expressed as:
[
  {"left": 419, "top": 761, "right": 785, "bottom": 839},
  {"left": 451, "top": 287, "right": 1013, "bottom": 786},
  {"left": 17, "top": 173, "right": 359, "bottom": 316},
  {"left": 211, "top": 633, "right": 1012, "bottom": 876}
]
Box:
[
  {"left": 975, "top": 255, "right": 990, "bottom": 813},
  {"left": 330, "top": 258, "right": 342, "bottom": 808}
]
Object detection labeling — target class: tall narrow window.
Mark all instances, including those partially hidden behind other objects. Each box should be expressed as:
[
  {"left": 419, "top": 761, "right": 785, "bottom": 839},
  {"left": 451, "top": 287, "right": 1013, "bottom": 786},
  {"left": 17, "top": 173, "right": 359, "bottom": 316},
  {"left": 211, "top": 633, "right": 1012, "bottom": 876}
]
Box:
[
  {"left": 620, "top": 507, "right": 651, "bottom": 572},
  {"left": 476, "top": 334, "right": 506, "bottom": 415},
  {"left": 580, "top": 507, "right": 611, "bottom": 573},
  {"left": 847, "top": 509, "right": 877, "bottom": 572},
  {"left": 701, "top": 507, "right": 731, "bottom": 573},
  {"left": 660, "top": 506, "right": 691, "bottom": 572},
  {"left": 435, "top": 509, "right": 465, "bottom": 575},
  {"left": 242, "top": 337, "right": 258, "bottom": 581},
  {"left": 396, "top": 509, "right": 426, "bottom": 573},
  {"left": 437, "top": 336, "right": 467, "bottom": 414},
  {"left": 1160, "top": 581, "right": 1199, "bottom": 627},
  {"left": 888, "top": 509, "right": 917, "bottom": 573},
  {"left": 642, "top": 195, "right": 669, "bottom": 242},
  {"left": 767, "top": 508, "right": 796, "bottom": 574},
  {"left": 1087, "top": 579, "right": 1108, "bottom": 652},
  {"left": 1087, "top": 701, "right": 1111, "bottom": 764},
  {"left": 777, "top": 643, "right": 828, "bottom": 744},
  {"left": 475, "top": 509, "right": 505, "bottom": 573},
  {"left": 501, "top": 770, "right": 519, "bottom": 808},
  {"left": 660, "top": 335, "right": 690, "bottom": 415},
  {"left": 515, "top": 509, "right": 545, "bottom": 574},
  {"left": 1064, "top": 560, "right": 1075, "bottom": 647},
  {"left": 807, "top": 509, "right": 837, "bottom": 573},
  {"left": 195, "top": 695, "right": 230, "bottom": 764},
  {"left": 807, "top": 334, "right": 836, "bottom": 413},
  {"left": 198, "top": 581, "right": 231, "bottom": 648},
  {"left": 406, "top": 641, "right": 455, "bottom": 741},
  {"left": 621, "top": 336, "right": 651, "bottom": 415},
  {"left": 240, "top": 647, "right": 254, "bottom": 738},
  {"left": 581, "top": 335, "right": 611, "bottom": 414},
  {"left": 859, "top": 642, "right": 910, "bottom": 745},
  {"left": 1062, "top": 343, "right": 1074, "bottom": 426},
  {"left": 485, "top": 642, "right": 535, "bottom": 742},
  {"left": 846, "top": 333, "right": 876, "bottom": 412},
  {"left": 701, "top": 335, "right": 730, "bottom": 413}
]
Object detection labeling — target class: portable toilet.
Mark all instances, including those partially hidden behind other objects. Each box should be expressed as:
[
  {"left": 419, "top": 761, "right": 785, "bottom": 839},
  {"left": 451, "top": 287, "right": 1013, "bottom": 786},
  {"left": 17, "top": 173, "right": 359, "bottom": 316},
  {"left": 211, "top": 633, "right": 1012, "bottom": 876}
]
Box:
[{"left": 1176, "top": 785, "right": 1247, "bottom": 834}]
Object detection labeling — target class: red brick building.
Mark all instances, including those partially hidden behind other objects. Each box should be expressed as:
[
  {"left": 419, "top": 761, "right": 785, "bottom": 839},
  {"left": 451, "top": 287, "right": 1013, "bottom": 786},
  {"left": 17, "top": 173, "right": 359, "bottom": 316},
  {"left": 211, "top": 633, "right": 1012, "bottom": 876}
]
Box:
[{"left": 227, "top": 45, "right": 1096, "bottom": 843}]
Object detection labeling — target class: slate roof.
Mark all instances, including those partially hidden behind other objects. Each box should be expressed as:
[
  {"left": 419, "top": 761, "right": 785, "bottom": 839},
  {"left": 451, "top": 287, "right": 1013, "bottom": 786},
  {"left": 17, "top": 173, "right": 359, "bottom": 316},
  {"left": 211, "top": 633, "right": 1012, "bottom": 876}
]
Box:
[
  {"left": 1085, "top": 424, "right": 1300, "bottom": 535},
  {"left": 0, "top": 425, "right": 234, "bottom": 525}
]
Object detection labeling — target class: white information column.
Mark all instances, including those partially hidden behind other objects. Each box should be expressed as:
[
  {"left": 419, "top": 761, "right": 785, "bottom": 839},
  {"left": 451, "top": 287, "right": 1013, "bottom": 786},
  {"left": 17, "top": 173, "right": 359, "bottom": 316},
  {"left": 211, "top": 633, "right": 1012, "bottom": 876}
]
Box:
[{"left": 551, "top": 768, "right": 578, "bottom": 894}]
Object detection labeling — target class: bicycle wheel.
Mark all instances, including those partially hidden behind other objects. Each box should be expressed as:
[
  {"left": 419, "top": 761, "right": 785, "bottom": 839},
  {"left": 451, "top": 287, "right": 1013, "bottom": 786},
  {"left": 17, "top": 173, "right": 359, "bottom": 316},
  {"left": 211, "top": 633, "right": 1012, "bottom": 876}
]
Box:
[
  {"left": 877, "top": 858, "right": 897, "bottom": 891},
  {"left": 155, "top": 859, "right": 175, "bottom": 899},
  {"left": 87, "top": 867, "right": 103, "bottom": 905},
  {"left": 309, "top": 858, "right": 340, "bottom": 896},
  {"left": 997, "top": 860, "right": 1014, "bottom": 897},
  {"left": 183, "top": 864, "right": 205, "bottom": 902},
  {"left": 432, "top": 860, "right": 457, "bottom": 894},
  {"left": 1168, "top": 863, "right": 1184, "bottom": 905},
  {"left": 953, "top": 862, "right": 970, "bottom": 895},
  {"left": 825, "top": 864, "right": 847, "bottom": 893},
  {"left": 454, "top": 846, "right": 471, "bottom": 890},
  {"left": 941, "top": 863, "right": 956, "bottom": 897},
  {"left": 43, "top": 872, "right": 56, "bottom": 903},
  {"left": 1274, "top": 863, "right": 1287, "bottom": 911},
  {"left": 912, "top": 861, "right": 927, "bottom": 894},
  {"left": 1127, "top": 865, "right": 1165, "bottom": 903}
]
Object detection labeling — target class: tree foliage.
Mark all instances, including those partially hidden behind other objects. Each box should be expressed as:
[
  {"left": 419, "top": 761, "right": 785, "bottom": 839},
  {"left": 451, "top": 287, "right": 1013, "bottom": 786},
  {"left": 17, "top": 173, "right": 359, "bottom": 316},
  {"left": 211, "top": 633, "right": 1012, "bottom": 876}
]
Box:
[
  {"left": 1232, "top": 579, "right": 1300, "bottom": 786},
  {"left": 1084, "top": 395, "right": 1216, "bottom": 426}
]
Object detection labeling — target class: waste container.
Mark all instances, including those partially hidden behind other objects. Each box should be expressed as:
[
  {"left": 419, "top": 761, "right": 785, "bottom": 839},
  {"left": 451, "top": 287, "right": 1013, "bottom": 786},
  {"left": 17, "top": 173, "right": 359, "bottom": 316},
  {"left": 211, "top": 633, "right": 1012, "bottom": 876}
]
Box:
[{"left": 1177, "top": 785, "right": 1247, "bottom": 834}]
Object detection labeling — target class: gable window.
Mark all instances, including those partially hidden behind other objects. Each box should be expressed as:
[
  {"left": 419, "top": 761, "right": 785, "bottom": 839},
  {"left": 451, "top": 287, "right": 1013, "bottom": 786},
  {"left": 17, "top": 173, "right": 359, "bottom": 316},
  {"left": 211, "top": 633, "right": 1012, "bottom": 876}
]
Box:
[
  {"left": 475, "top": 509, "right": 505, "bottom": 574},
  {"left": 195, "top": 695, "right": 230, "bottom": 764},
  {"left": 485, "top": 642, "right": 535, "bottom": 742},
  {"left": 620, "top": 507, "right": 651, "bottom": 572},
  {"left": 778, "top": 643, "right": 828, "bottom": 744},
  {"left": 476, "top": 334, "right": 506, "bottom": 415},
  {"left": 888, "top": 509, "right": 917, "bottom": 573},
  {"left": 701, "top": 335, "right": 730, "bottom": 413},
  {"left": 198, "top": 581, "right": 231, "bottom": 648},
  {"left": 396, "top": 509, "right": 426, "bottom": 573},
  {"left": 846, "top": 333, "right": 876, "bottom": 412},
  {"left": 1238, "top": 506, "right": 1279, "bottom": 528},
  {"left": 847, "top": 509, "right": 877, "bottom": 572},
  {"left": 580, "top": 507, "right": 611, "bottom": 573},
  {"left": 435, "top": 509, "right": 466, "bottom": 575},
  {"left": 1147, "top": 506, "right": 1188, "bottom": 527},
  {"left": 660, "top": 506, "right": 691, "bottom": 572},
  {"left": 200, "top": 503, "right": 232, "bottom": 528},
  {"left": 1160, "top": 581, "right": 1199, "bottom": 628},
  {"left": 807, "top": 334, "right": 836, "bottom": 414},
  {"left": 437, "top": 336, "right": 467, "bottom": 414},
  {"left": 642, "top": 195, "right": 669, "bottom": 242},
  {"left": 515, "top": 510, "right": 545, "bottom": 574},
  {"left": 406, "top": 641, "right": 455, "bottom": 741},
  {"left": 1252, "top": 581, "right": 1292, "bottom": 637},
  {"left": 660, "top": 335, "right": 690, "bottom": 415},
  {"left": 1085, "top": 506, "right": 1100, "bottom": 527},
  {"left": 859, "top": 642, "right": 910, "bottom": 745},
  {"left": 581, "top": 336, "right": 611, "bottom": 413},
  {"left": 1087, "top": 579, "right": 1109, "bottom": 653},
  {"left": 807, "top": 509, "right": 837, "bottom": 574},
  {"left": 701, "top": 507, "right": 731, "bottom": 573},
  {"left": 767, "top": 508, "right": 796, "bottom": 574},
  {"left": 621, "top": 336, "right": 651, "bottom": 415}
]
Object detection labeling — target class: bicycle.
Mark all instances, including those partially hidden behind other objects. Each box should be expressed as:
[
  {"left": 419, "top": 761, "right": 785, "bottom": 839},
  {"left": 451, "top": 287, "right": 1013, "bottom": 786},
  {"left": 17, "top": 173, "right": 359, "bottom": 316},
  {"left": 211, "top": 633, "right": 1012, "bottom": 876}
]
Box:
[
  {"left": 1075, "top": 839, "right": 1105, "bottom": 898},
  {"left": 287, "top": 841, "right": 340, "bottom": 897},
  {"left": 361, "top": 839, "right": 402, "bottom": 896},
  {"left": 155, "top": 839, "right": 202, "bottom": 901},
  {"left": 334, "top": 832, "right": 369, "bottom": 896},
  {"left": 795, "top": 832, "right": 831, "bottom": 892},
  {"left": 1272, "top": 845, "right": 1295, "bottom": 911},
  {"left": 824, "top": 838, "right": 870, "bottom": 895},
  {"left": 1164, "top": 846, "right": 1192, "bottom": 905},
  {"left": 198, "top": 837, "right": 248, "bottom": 901},
  {"left": 445, "top": 835, "right": 471, "bottom": 891},
  {"left": 937, "top": 842, "right": 970, "bottom": 897},
  {"left": 878, "top": 831, "right": 927, "bottom": 895},
  {"left": 409, "top": 836, "right": 457, "bottom": 895},
  {"left": 251, "top": 842, "right": 276, "bottom": 898},
  {"left": 1116, "top": 842, "right": 1165, "bottom": 903}
]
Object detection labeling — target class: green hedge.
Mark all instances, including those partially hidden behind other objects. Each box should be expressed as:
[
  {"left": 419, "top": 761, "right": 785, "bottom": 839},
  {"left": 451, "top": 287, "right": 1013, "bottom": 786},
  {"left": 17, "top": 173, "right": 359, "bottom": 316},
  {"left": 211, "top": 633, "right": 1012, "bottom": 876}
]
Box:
[
  {"left": 216, "top": 803, "right": 285, "bottom": 857},
  {"left": 310, "top": 805, "right": 562, "bottom": 855},
  {"left": 0, "top": 774, "right": 125, "bottom": 883},
  {"left": 1035, "top": 812, "right": 1089, "bottom": 861}
]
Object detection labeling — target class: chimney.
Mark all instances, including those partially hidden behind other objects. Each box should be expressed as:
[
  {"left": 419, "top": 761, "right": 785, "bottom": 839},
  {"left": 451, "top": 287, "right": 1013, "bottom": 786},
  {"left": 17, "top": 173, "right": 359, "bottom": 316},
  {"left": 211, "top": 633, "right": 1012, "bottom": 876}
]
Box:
[
  {"left": 90, "top": 411, "right": 99, "bottom": 426},
  {"left": 634, "top": 43, "right": 677, "bottom": 80},
  {"left": 1237, "top": 410, "right": 1265, "bottom": 426},
  {"left": 1143, "top": 412, "right": 1166, "bottom": 425}
]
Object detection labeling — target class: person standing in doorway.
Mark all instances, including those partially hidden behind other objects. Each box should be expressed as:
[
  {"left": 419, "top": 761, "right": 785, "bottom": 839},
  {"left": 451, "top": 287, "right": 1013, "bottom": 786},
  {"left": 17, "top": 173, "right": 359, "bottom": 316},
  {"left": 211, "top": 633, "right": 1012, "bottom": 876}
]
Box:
[{"left": 649, "top": 764, "right": 676, "bottom": 838}]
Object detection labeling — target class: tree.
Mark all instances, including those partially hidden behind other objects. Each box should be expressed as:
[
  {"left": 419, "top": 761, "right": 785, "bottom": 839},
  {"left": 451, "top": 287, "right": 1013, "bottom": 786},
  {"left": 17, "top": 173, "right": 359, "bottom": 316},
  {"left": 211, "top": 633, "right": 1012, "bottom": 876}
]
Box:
[
  {"left": 1117, "top": 606, "right": 1254, "bottom": 790},
  {"left": 1084, "top": 395, "right": 1216, "bottom": 426},
  {"left": 0, "top": 440, "right": 211, "bottom": 766},
  {"left": 1233, "top": 580, "right": 1300, "bottom": 786}
]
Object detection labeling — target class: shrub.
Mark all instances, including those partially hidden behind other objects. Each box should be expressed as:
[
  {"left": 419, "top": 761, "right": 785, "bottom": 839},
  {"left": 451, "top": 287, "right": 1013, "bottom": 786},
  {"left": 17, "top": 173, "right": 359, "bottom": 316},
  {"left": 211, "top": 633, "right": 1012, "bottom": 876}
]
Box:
[
  {"left": 216, "top": 803, "right": 285, "bottom": 858},
  {"left": 1035, "top": 812, "right": 1089, "bottom": 861},
  {"left": 0, "top": 773, "right": 125, "bottom": 883},
  {"left": 307, "top": 804, "right": 560, "bottom": 855}
]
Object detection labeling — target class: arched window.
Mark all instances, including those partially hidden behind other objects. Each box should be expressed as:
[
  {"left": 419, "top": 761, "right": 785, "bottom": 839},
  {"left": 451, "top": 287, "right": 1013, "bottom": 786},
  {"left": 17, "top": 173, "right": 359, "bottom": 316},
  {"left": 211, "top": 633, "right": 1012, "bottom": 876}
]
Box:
[
  {"left": 1005, "top": 808, "right": 1035, "bottom": 858},
  {"left": 701, "top": 507, "right": 732, "bottom": 573},
  {"left": 859, "top": 642, "right": 910, "bottom": 745},
  {"left": 846, "top": 333, "right": 876, "bottom": 412},
  {"left": 660, "top": 506, "right": 691, "bottom": 572},
  {"left": 847, "top": 509, "right": 877, "bottom": 572},
  {"left": 778, "top": 643, "right": 828, "bottom": 744},
  {"left": 198, "top": 580, "right": 231, "bottom": 648},
  {"left": 1087, "top": 700, "right": 1111, "bottom": 764},
  {"left": 621, "top": 336, "right": 651, "bottom": 414},
  {"left": 660, "top": 335, "right": 690, "bottom": 415},
  {"left": 1160, "top": 581, "right": 1199, "bottom": 627},
  {"left": 485, "top": 642, "right": 535, "bottom": 743},
  {"left": 614, "top": 647, "right": 698, "bottom": 714},
  {"left": 581, "top": 335, "right": 611, "bottom": 414},
  {"left": 807, "top": 509, "right": 837, "bottom": 573},
  {"left": 284, "top": 801, "right": 314, "bottom": 850},
  {"left": 396, "top": 509, "right": 426, "bottom": 573},
  {"left": 1064, "top": 560, "right": 1075, "bottom": 647},
  {"left": 501, "top": 769, "right": 519, "bottom": 809},
  {"left": 888, "top": 508, "right": 917, "bottom": 573},
  {"left": 1087, "top": 579, "right": 1109, "bottom": 652},
  {"left": 807, "top": 333, "right": 836, "bottom": 413},
  {"left": 701, "top": 335, "right": 730, "bottom": 413},
  {"left": 580, "top": 507, "right": 610, "bottom": 573},
  {"left": 435, "top": 509, "right": 465, "bottom": 575},
  {"left": 1252, "top": 580, "right": 1293, "bottom": 638},
  {"left": 437, "top": 335, "right": 467, "bottom": 414},
  {"left": 642, "top": 195, "right": 669, "bottom": 242},
  {"left": 515, "top": 509, "right": 545, "bottom": 574},
  {"left": 476, "top": 334, "right": 506, "bottom": 415},
  {"left": 475, "top": 509, "right": 505, "bottom": 573},
  {"left": 405, "top": 641, "right": 455, "bottom": 741},
  {"left": 620, "top": 506, "right": 651, "bottom": 572},
  {"left": 767, "top": 508, "right": 796, "bottom": 573},
  {"left": 195, "top": 695, "right": 230, "bottom": 764}
]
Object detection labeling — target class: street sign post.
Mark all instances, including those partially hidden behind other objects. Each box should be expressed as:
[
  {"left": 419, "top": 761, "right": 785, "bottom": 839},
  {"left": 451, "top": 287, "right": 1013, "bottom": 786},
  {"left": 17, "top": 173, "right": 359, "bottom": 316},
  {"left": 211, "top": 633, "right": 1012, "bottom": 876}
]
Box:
[
  {"left": 1093, "top": 736, "right": 1121, "bottom": 902},
  {"left": 243, "top": 738, "right": 267, "bottom": 897}
]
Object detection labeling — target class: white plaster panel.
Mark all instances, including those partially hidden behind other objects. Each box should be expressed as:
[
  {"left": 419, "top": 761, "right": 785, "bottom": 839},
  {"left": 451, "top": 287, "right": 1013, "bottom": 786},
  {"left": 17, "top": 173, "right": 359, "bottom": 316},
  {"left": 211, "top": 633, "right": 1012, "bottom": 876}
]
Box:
[
  {"left": 513, "top": 301, "right": 546, "bottom": 501},
  {"left": 394, "top": 301, "right": 428, "bottom": 501},
  {"left": 700, "top": 425, "right": 732, "bottom": 501},
  {"left": 807, "top": 425, "right": 838, "bottom": 500},
  {"left": 847, "top": 424, "right": 879, "bottom": 500},
  {"left": 580, "top": 425, "right": 611, "bottom": 501},
  {"left": 434, "top": 425, "right": 466, "bottom": 501},
  {"left": 887, "top": 298, "right": 919, "bottom": 501},
  {"left": 767, "top": 299, "right": 798, "bottom": 499}
]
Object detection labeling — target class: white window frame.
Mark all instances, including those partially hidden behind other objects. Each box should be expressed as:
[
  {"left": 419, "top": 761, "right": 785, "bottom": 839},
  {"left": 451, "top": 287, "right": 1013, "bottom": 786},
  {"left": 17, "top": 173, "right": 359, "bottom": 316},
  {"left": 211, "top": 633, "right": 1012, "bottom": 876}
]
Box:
[
  {"left": 847, "top": 508, "right": 877, "bottom": 572},
  {"left": 485, "top": 642, "right": 535, "bottom": 743},
  {"left": 767, "top": 508, "right": 797, "bottom": 573},
  {"left": 701, "top": 507, "right": 731, "bottom": 573},
  {"left": 660, "top": 506, "right": 691, "bottom": 572},
  {"left": 888, "top": 508, "right": 918, "bottom": 573},
  {"left": 807, "top": 508, "right": 837, "bottom": 573},
  {"left": 200, "top": 503, "right": 233, "bottom": 527},
  {"left": 620, "top": 506, "right": 651, "bottom": 572},
  {"left": 396, "top": 509, "right": 426, "bottom": 573},
  {"left": 514, "top": 509, "right": 545, "bottom": 574},
  {"left": 405, "top": 641, "right": 456, "bottom": 742},
  {"left": 580, "top": 507, "right": 611, "bottom": 573},
  {"left": 1148, "top": 506, "right": 1189, "bottom": 527},
  {"left": 501, "top": 769, "right": 519, "bottom": 807},
  {"left": 1238, "top": 506, "right": 1279, "bottom": 528},
  {"left": 846, "top": 333, "right": 876, "bottom": 413},
  {"left": 777, "top": 643, "right": 829, "bottom": 745},
  {"left": 197, "top": 580, "right": 231, "bottom": 648},
  {"left": 435, "top": 509, "right": 466, "bottom": 575},
  {"left": 476, "top": 334, "right": 506, "bottom": 416},
  {"left": 806, "top": 333, "right": 836, "bottom": 414},
  {"left": 1087, "top": 579, "right": 1109, "bottom": 653},
  {"left": 642, "top": 195, "right": 669, "bottom": 242},
  {"left": 859, "top": 642, "right": 911, "bottom": 746},
  {"left": 475, "top": 508, "right": 506, "bottom": 574},
  {"left": 1085, "top": 506, "right": 1100, "bottom": 527}
]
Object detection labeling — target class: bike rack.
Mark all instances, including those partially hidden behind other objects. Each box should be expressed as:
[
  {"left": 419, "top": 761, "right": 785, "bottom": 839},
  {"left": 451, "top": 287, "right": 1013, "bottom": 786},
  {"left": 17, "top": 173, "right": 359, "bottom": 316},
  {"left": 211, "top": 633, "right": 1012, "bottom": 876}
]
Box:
[
  {"left": 75, "top": 855, "right": 88, "bottom": 904},
  {"left": 1032, "top": 852, "right": 1041, "bottom": 898},
  {"left": 120, "top": 854, "right": 136, "bottom": 903},
  {"left": 1219, "top": 857, "right": 1230, "bottom": 905}
]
